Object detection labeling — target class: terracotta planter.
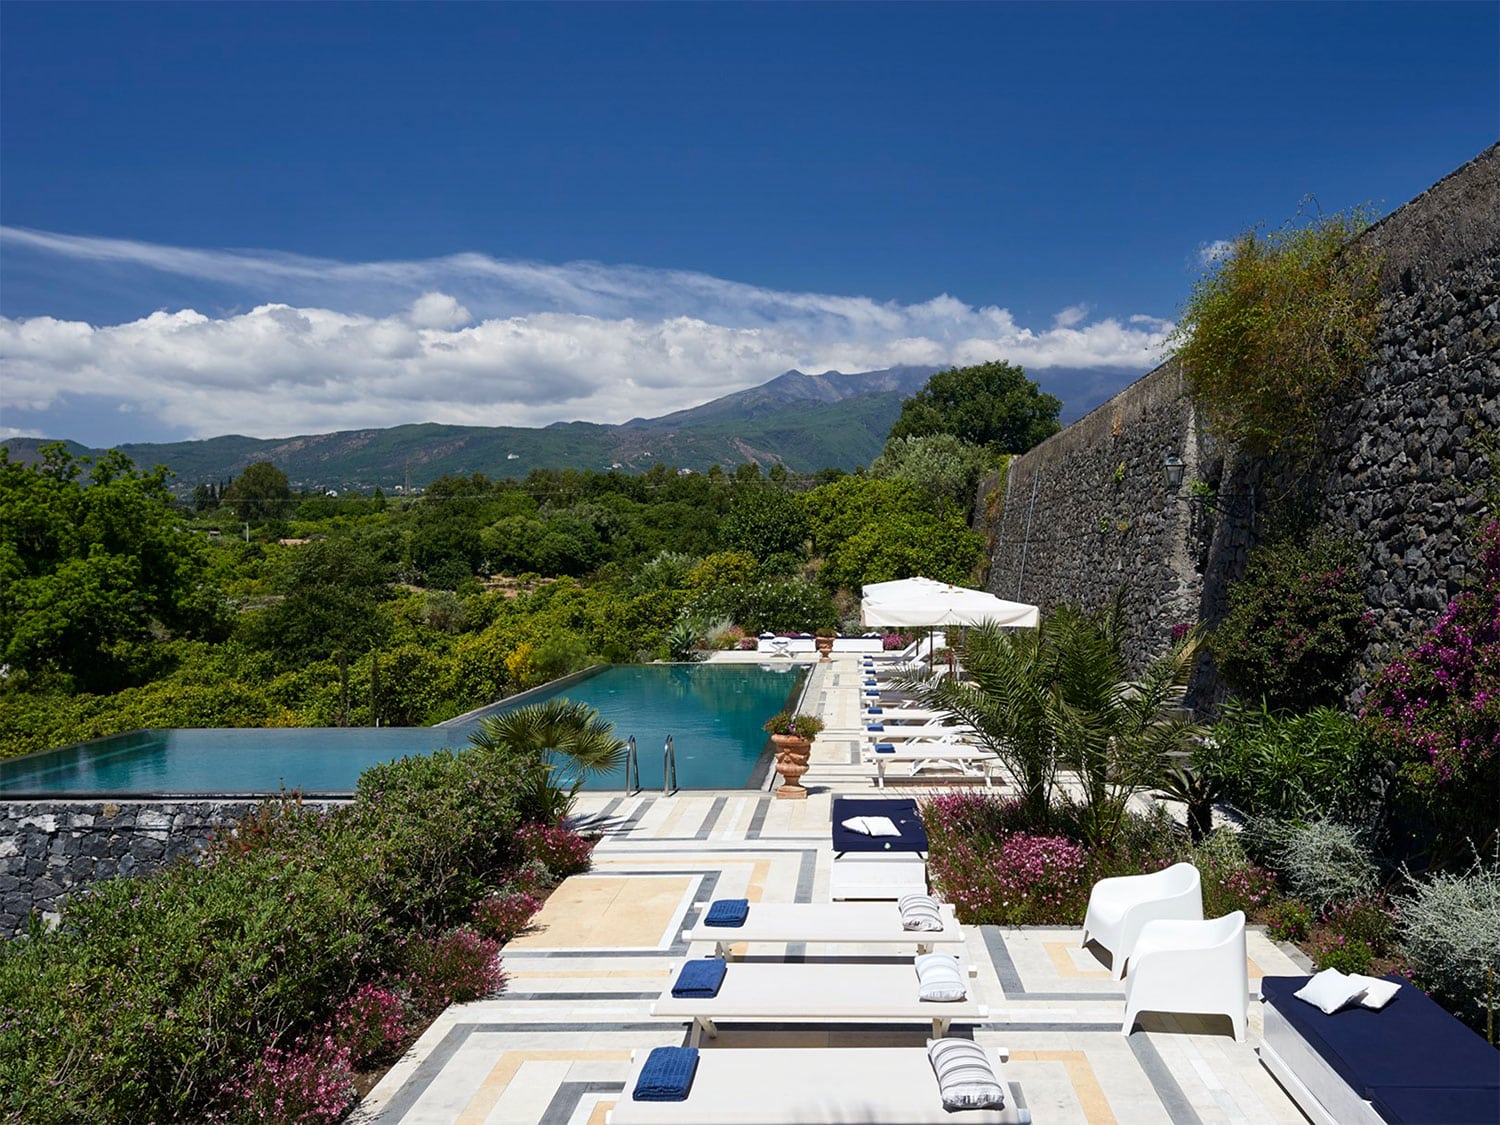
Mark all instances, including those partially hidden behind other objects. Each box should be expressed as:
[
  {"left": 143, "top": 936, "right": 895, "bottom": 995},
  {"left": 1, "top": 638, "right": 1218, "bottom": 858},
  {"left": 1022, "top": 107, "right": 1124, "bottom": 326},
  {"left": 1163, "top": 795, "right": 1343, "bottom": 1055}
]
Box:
[
  {"left": 770, "top": 733, "right": 813, "bottom": 799},
  {"left": 814, "top": 635, "right": 835, "bottom": 661}
]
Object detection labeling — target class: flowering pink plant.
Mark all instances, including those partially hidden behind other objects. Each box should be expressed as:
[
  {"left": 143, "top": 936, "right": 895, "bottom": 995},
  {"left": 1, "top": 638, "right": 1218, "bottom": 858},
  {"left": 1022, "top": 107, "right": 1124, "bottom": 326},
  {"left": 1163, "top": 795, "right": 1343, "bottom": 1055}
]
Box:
[
  {"left": 516, "top": 822, "right": 594, "bottom": 879},
  {"left": 1365, "top": 521, "right": 1499, "bottom": 795},
  {"left": 213, "top": 1034, "right": 355, "bottom": 1124},
  {"left": 331, "top": 984, "right": 411, "bottom": 1067},
  {"left": 473, "top": 889, "right": 543, "bottom": 943},
  {"left": 400, "top": 927, "right": 506, "bottom": 1016}
]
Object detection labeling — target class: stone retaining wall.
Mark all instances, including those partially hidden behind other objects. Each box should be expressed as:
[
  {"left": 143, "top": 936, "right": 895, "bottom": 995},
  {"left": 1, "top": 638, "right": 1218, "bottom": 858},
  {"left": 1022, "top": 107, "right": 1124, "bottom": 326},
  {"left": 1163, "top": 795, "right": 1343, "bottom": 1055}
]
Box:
[
  {"left": 0, "top": 800, "right": 340, "bottom": 938},
  {"left": 981, "top": 144, "right": 1499, "bottom": 707}
]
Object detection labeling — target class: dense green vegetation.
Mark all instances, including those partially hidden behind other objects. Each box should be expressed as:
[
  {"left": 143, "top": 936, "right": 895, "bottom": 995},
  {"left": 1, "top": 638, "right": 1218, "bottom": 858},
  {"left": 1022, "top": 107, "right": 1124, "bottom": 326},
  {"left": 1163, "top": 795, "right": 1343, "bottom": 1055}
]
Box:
[
  {"left": 1170, "top": 210, "right": 1381, "bottom": 459},
  {"left": 0, "top": 708, "right": 602, "bottom": 1123},
  {"left": 0, "top": 363, "right": 1023, "bottom": 757}
]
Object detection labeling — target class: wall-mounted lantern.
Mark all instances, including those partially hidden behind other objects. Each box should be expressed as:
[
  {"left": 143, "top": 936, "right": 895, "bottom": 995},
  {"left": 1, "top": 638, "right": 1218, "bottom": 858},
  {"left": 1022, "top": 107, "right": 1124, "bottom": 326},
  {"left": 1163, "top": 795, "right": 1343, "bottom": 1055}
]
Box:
[{"left": 1163, "top": 453, "right": 1186, "bottom": 490}]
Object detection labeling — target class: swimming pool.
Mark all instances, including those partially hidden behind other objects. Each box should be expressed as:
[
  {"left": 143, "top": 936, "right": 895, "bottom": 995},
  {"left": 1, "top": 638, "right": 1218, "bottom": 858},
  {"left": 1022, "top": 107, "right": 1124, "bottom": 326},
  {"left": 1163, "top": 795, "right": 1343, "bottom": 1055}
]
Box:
[{"left": 0, "top": 663, "right": 808, "bottom": 797}]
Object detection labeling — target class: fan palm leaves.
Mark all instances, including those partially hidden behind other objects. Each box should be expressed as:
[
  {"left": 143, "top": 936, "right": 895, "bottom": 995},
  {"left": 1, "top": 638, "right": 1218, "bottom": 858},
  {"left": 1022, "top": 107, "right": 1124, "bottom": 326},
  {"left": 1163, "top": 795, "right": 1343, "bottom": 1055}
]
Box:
[
  {"left": 903, "top": 592, "right": 1202, "bottom": 846},
  {"left": 899, "top": 622, "right": 1057, "bottom": 823},
  {"left": 468, "top": 699, "right": 627, "bottom": 823}
]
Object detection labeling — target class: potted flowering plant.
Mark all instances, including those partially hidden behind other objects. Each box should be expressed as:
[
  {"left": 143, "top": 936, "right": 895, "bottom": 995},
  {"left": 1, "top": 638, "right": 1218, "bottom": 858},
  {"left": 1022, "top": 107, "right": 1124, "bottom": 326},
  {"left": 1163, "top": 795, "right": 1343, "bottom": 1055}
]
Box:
[
  {"left": 763, "top": 711, "right": 825, "bottom": 740},
  {"left": 763, "top": 711, "right": 824, "bottom": 799},
  {"left": 814, "top": 626, "right": 837, "bottom": 660}
]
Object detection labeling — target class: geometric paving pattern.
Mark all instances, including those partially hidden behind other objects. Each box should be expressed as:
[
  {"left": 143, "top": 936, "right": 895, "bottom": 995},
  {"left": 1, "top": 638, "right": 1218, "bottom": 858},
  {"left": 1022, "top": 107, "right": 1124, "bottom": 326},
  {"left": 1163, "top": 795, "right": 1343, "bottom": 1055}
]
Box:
[{"left": 354, "top": 657, "right": 1315, "bottom": 1124}]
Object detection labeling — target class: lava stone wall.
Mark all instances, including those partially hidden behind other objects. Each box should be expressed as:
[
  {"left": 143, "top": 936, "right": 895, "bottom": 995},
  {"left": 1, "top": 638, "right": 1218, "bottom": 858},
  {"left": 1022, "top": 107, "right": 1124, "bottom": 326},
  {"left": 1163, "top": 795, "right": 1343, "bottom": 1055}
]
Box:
[
  {"left": 982, "top": 143, "right": 1498, "bottom": 704},
  {"left": 2, "top": 801, "right": 264, "bottom": 937}
]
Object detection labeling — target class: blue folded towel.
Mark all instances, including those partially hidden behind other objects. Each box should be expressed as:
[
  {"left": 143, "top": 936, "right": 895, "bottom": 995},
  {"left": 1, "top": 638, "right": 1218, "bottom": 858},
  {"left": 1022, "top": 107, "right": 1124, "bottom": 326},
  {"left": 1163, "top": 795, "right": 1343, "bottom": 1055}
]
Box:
[
  {"left": 672, "top": 958, "right": 728, "bottom": 997},
  {"left": 867, "top": 706, "right": 884, "bottom": 714},
  {"left": 704, "top": 898, "right": 749, "bottom": 927},
  {"left": 633, "top": 1046, "right": 700, "bottom": 1101},
  {"left": 867, "top": 723, "right": 885, "bottom": 731},
  {"left": 874, "top": 742, "right": 895, "bottom": 753},
  {"left": 864, "top": 689, "right": 881, "bottom": 696}
]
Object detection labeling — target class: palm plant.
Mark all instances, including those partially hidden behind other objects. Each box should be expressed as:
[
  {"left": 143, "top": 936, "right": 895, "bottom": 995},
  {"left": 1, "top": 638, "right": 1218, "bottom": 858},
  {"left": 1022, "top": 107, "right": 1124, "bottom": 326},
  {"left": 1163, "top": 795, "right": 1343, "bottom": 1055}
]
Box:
[
  {"left": 1048, "top": 598, "right": 1202, "bottom": 847},
  {"left": 899, "top": 622, "right": 1057, "bottom": 824},
  {"left": 903, "top": 594, "right": 1202, "bottom": 846},
  {"left": 468, "top": 699, "right": 627, "bottom": 824}
]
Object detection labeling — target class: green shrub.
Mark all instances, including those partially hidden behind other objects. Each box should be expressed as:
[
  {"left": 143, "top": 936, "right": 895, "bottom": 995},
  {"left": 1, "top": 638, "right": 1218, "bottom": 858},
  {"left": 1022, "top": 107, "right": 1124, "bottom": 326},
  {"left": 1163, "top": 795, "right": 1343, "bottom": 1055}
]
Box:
[
  {"left": 1185, "top": 830, "right": 1280, "bottom": 920},
  {"left": 0, "top": 811, "right": 389, "bottom": 1124},
  {"left": 1263, "top": 898, "right": 1313, "bottom": 942},
  {"left": 1311, "top": 935, "right": 1375, "bottom": 975},
  {"left": 1398, "top": 857, "right": 1500, "bottom": 1036},
  {"left": 1170, "top": 211, "right": 1380, "bottom": 459},
  {"left": 345, "top": 747, "right": 525, "bottom": 930},
  {"left": 1198, "top": 701, "right": 1386, "bottom": 822},
  {"left": 1211, "top": 533, "right": 1371, "bottom": 711},
  {"left": 1276, "top": 819, "right": 1380, "bottom": 914}
]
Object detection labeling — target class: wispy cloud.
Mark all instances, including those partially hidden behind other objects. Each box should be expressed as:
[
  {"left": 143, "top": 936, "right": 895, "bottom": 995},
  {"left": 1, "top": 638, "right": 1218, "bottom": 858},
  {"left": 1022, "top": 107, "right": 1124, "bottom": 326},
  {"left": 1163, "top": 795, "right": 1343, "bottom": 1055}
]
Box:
[
  {"left": 0, "top": 228, "right": 1174, "bottom": 439},
  {"left": 1198, "top": 238, "right": 1235, "bottom": 266}
]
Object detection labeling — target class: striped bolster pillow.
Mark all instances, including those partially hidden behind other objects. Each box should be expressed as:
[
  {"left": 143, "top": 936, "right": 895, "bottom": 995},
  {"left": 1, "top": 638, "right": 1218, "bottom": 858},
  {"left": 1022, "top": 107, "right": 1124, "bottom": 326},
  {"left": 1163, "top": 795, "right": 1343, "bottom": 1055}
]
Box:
[
  {"left": 926, "top": 1038, "right": 1006, "bottom": 1111},
  {"left": 898, "top": 892, "right": 946, "bottom": 932},
  {"left": 913, "top": 954, "right": 967, "bottom": 1001}
]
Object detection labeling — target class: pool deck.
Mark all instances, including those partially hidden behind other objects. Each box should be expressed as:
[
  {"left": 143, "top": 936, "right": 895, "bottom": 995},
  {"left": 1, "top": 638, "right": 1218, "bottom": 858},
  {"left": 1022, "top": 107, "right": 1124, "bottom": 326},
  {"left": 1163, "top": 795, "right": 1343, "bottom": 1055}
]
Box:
[{"left": 353, "top": 654, "right": 1314, "bottom": 1124}]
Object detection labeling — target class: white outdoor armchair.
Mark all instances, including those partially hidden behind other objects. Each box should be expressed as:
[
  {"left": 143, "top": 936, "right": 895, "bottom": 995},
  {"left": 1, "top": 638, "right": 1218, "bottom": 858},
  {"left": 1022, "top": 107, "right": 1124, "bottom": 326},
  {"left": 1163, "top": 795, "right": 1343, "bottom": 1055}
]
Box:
[
  {"left": 1121, "top": 910, "right": 1249, "bottom": 1041},
  {"left": 1081, "top": 861, "right": 1202, "bottom": 979}
]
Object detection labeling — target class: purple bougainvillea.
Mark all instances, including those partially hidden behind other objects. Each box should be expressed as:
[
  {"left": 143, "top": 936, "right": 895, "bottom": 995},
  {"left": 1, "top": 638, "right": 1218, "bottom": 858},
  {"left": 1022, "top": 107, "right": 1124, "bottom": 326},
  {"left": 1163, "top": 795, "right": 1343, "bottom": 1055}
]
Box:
[{"left": 1364, "top": 521, "right": 1499, "bottom": 843}]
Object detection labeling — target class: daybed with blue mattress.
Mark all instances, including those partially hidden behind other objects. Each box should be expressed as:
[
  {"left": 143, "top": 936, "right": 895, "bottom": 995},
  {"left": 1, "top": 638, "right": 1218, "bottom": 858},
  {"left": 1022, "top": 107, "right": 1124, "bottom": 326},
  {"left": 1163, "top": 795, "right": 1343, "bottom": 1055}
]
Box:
[
  {"left": 830, "top": 797, "right": 929, "bottom": 900},
  {"left": 1259, "top": 974, "right": 1500, "bottom": 1125}
]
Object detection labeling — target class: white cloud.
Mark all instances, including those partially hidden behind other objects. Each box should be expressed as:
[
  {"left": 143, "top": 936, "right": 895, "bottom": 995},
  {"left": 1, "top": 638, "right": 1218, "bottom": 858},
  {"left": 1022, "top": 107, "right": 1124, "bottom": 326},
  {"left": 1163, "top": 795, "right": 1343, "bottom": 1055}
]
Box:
[
  {"left": 0, "top": 228, "right": 1175, "bottom": 439},
  {"left": 1053, "top": 303, "right": 1088, "bottom": 328},
  {"left": 1198, "top": 239, "right": 1235, "bottom": 266}
]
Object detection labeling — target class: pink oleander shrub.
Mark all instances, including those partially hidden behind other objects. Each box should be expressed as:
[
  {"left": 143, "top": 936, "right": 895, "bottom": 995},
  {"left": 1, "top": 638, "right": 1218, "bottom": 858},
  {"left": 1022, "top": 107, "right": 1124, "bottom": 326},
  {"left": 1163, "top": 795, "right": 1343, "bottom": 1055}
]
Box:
[
  {"left": 473, "top": 889, "right": 543, "bottom": 943},
  {"left": 331, "top": 984, "right": 412, "bottom": 1068},
  {"left": 882, "top": 632, "right": 916, "bottom": 651},
  {"left": 1364, "top": 521, "right": 1499, "bottom": 850},
  {"left": 737, "top": 636, "right": 759, "bottom": 650},
  {"left": 213, "top": 1034, "right": 356, "bottom": 1125},
  {"left": 515, "top": 822, "right": 595, "bottom": 880},
  {"left": 400, "top": 927, "right": 506, "bottom": 1016}
]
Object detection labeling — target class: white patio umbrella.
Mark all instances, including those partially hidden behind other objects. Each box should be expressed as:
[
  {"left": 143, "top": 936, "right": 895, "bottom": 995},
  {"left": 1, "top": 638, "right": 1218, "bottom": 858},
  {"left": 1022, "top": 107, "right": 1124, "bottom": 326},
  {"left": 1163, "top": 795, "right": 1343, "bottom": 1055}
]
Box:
[{"left": 860, "top": 576, "right": 1039, "bottom": 629}]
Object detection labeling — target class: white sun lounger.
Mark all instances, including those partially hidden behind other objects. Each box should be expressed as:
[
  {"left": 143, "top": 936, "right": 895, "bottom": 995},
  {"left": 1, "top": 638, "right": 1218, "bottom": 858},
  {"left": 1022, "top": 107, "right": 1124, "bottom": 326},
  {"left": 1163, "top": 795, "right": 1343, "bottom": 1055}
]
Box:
[
  {"left": 863, "top": 723, "right": 976, "bottom": 742},
  {"left": 651, "top": 958, "right": 987, "bottom": 1045},
  {"left": 864, "top": 741, "right": 1000, "bottom": 787},
  {"left": 606, "top": 1045, "right": 1032, "bottom": 1124},
  {"left": 681, "top": 900, "right": 965, "bottom": 958}
]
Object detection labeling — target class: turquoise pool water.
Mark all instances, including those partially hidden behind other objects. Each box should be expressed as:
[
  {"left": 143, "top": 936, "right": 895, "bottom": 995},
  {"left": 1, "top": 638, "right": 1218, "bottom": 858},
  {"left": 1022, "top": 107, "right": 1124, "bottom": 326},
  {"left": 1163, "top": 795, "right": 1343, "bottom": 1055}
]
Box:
[{"left": 0, "top": 663, "right": 807, "bottom": 796}]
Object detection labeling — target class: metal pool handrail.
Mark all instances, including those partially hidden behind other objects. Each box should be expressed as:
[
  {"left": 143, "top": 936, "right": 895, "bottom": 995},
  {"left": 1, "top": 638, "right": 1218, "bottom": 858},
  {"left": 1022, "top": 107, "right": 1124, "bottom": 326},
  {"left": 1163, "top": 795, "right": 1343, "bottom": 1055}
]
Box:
[
  {"left": 624, "top": 735, "right": 640, "bottom": 795},
  {"left": 663, "top": 734, "right": 677, "bottom": 795}
]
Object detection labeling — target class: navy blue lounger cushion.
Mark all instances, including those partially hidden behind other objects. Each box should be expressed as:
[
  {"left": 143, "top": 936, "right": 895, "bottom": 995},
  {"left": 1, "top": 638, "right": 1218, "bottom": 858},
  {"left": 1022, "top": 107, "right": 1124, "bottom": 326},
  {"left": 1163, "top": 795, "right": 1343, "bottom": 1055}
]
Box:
[
  {"left": 831, "top": 797, "right": 929, "bottom": 853},
  {"left": 703, "top": 898, "right": 749, "bottom": 927},
  {"left": 873, "top": 742, "right": 896, "bottom": 753},
  {"left": 1367, "top": 1085, "right": 1500, "bottom": 1125},
  {"left": 632, "top": 1046, "right": 700, "bottom": 1101},
  {"left": 1262, "top": 975, "right": 1500, "bottom": 1123}
]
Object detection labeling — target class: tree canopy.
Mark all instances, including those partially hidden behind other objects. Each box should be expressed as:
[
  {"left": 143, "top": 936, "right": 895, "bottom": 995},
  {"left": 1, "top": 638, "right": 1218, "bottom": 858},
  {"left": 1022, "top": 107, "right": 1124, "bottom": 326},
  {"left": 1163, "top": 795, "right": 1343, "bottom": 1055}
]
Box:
[
  {"left": 887, "top": 361, "right": 1061, "bottom": 454},
  {"left": 0, "top": 445, "right": 226, "bottom": 691},
  {"left": 221, "top": 461, "right": 293, "bottom": 525}
]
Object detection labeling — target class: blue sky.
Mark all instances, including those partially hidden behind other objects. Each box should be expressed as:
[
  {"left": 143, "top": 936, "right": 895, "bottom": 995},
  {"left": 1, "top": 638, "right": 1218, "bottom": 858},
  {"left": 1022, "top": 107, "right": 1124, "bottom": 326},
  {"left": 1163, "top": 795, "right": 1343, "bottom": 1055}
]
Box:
[{"left": 1, "top": 1, "right": 1495, "bottom": 446}]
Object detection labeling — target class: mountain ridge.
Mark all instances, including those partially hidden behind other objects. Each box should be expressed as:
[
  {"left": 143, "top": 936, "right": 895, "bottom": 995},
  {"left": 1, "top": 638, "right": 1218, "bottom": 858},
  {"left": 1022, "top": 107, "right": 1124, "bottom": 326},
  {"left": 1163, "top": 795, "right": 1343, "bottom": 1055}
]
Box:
[{"left": 1, "top": 365, "right": 942, "bottom": 494}]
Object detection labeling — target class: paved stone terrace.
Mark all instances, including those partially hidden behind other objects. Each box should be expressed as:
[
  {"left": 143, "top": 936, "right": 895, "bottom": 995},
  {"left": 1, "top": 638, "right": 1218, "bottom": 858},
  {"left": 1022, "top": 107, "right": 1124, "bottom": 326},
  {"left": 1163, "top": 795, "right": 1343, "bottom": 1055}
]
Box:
[{"left": 354, "top": 656, "right": 1314, "bottom": 1124}]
